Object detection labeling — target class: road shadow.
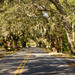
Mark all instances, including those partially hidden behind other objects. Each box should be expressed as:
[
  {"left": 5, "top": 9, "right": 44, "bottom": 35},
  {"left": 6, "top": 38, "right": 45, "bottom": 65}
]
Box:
[{"left": 22, "top": 56, "right": 75, "bottom": 75}]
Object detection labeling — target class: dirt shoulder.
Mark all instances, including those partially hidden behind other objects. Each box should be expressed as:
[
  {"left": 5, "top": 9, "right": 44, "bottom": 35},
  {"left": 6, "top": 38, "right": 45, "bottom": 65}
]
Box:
[{"left": 0, "top": 48, "right": 22, "bottom": 58}]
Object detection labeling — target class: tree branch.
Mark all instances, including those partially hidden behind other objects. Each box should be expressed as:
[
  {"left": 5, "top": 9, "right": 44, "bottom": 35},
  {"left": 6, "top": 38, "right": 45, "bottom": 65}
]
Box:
[{"left": 49, "top": 0, "right": 66, "bottom": 15}]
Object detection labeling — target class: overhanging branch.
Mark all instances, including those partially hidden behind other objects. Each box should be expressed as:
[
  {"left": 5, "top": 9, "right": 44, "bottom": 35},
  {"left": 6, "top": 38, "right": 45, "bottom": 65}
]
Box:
[{"left": 49, "top": 0, "right": 66, "bottom": 15}]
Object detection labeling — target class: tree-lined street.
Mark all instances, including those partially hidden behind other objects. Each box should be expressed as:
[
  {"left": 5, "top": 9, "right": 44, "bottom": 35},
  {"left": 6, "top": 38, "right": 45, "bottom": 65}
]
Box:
[{"left": 0, "top": 0, "right": 75, "bottom": 75}]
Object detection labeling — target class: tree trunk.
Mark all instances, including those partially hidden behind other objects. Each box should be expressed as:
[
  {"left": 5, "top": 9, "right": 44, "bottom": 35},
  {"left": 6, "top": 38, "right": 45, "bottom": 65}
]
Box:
[
  {"left": 56, "top": 37, "right": 61, "bottom": 52},
  {"left": 6, "top": 41, "right": 11, "bottom": 50},
  {"left": 65, "top": 28, "right": 75, "bottom": 54},
  {"left": 62, "top": 15, "right": 75, "bottom": 54},
  {"left": 22, "top": 41, "right": 26, "bottom": 47},
  {"left": 12, "top": 40, "right": 16, "bottom": 49},
  {"left": 49, "top": 0, "right": 75, "bottom": 54}
]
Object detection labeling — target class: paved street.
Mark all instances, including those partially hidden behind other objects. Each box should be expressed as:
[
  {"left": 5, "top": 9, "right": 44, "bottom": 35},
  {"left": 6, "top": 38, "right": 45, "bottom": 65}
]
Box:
[{"left": 0, "top": 47, "right": 75, "bottom": 75}]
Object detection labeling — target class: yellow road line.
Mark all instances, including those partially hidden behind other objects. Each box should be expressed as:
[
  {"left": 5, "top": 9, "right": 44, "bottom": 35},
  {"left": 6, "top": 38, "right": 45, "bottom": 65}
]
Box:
[
  {"left": 19, "top": 49, "right": 32, "bottom": 75},
  {"left": 19, "top": 55, "right": 30, "bottom": 75},
  {"left": 14, "top": 48, "right": 32, "bottom": 75},
  {"left": 14, "top": 55, "right": 29, "bottom": 75},
  {"left": 14, "top": 63, "right": 23, "bottom": 75}
]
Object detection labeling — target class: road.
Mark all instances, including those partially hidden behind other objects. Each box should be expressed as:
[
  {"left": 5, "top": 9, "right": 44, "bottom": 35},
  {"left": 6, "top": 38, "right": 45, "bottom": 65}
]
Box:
[{"left": 0, "top": 47, "right": 75, "bottom": 75}]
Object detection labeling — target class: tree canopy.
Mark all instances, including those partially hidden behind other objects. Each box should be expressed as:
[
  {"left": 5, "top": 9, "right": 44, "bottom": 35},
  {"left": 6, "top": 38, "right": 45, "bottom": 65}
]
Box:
[{"left": 0, "top": 0, "right": 75, "bottom": 54}]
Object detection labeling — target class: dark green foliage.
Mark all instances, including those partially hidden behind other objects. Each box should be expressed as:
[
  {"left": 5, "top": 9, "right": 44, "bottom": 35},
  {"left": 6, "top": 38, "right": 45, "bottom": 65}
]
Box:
[
  {"left": 0, "top": 0, "right": 75, "bottom": 54},
  {"left": 62, "top": 30, "right": 70, "bottom": 53}
]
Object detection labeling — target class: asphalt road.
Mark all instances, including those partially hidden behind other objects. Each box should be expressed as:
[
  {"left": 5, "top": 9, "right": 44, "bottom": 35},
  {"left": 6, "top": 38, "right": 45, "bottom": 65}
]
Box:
[{"left": 0, "top": 47, "right": 75, "bottom": 75}]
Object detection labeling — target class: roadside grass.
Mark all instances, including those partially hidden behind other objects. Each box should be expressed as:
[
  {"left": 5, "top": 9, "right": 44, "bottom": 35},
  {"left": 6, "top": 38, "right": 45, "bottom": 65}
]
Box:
[
  {"left": 5, "top": 47, "right": 23, "bottom": 54},
  {"left": 0, "top": 48, "right": 22, "bottom": 58},
  {"left": 0, "top": 54, "right": 5, "bottom": 58},
  {"left": 51, "top": 53, "right": 75, "bottom": 58},
  {"left": 45, "top": 48, "right": 52, "bottom": 53},
  {"left": 0, "top": 50, "right": 17, "bottom": 58},
  {"left": 5, "top": 50, "right": 17, "bottom": 54},
  {"left": 45, "top": 48, "right": 75, "bottom": 58}
]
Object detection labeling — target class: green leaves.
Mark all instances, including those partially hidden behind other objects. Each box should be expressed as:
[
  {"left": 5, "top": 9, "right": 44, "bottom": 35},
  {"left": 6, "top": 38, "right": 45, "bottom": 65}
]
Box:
[{"left": 0, "top": 0, "right": 75, "bottom": 53}]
